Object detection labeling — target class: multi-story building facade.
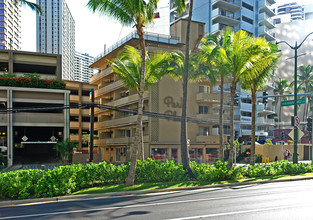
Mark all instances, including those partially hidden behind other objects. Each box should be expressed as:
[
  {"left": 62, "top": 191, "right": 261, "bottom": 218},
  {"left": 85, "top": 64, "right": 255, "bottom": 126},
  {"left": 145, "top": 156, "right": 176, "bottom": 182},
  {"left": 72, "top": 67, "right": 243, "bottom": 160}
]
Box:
[
  {"left": 170, "top": 0, "right": 276, "bottom": 41},
  {"left": 168, "top": 0, "right": 277, "bottom": 141},
  {"left": 36, "top": 0, "right": 75, "bottom": 81},
  {"left": 274, "top": 2, "right": 313, "bottom": 24},
  {"left": 90, "top": 20, "right": 229, "bottom": 163},
  {"left": 0, "top": 50, "right": 69, "bottom": 166},
  {"left": 0, "top": 0, "right": 21, "bottom": 50},
  {"left": 74, "top": 52, "right": 95, "bottom": 83},
  {"left": 65, "top": 80, "right": 97, "bottom": 150}
]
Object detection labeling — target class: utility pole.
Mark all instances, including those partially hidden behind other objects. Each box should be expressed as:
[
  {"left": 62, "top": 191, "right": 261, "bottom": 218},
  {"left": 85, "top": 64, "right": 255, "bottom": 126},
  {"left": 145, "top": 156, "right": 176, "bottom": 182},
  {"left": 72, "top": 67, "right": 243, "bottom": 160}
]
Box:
[
  {"left": 89, "top": 89, "right": 94, "bottom": 163},
  {"left": 276, "top": 32, "right": 313, "bottom": 164}
]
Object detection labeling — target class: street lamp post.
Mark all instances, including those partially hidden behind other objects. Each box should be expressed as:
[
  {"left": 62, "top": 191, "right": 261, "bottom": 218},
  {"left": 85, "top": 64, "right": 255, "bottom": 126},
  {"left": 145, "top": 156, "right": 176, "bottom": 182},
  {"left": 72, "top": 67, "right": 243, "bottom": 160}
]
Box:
[{"left": 276, "top": 32, "right": 313, "bottom": 164}]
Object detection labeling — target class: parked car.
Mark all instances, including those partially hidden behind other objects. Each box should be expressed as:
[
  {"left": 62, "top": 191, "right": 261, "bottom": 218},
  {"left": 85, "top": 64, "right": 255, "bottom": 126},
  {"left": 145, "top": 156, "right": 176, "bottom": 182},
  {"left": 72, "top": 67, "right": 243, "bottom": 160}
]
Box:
[
  {"left": 0, "top": 146, "right": 7, "bottom": 153},
  {"left": 243, "top": 141, "right": 261, "bottom": 145}
]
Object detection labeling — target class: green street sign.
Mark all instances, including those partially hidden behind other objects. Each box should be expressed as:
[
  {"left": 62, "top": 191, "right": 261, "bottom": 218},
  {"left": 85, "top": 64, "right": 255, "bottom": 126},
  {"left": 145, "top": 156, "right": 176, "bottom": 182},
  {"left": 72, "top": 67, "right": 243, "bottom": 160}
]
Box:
[{"left": 281, "top": 98, "right": 306, "bottom": 107}]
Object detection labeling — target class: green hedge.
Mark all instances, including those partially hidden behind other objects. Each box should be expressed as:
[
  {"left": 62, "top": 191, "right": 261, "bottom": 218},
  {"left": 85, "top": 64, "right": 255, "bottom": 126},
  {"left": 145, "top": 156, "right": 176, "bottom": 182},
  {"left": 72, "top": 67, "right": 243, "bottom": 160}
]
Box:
[
  {"left": 0, "top": 74, "right": 65, "bottom": 90},
  {"left": 0, "top": 160, "right": 312, "bottom": 200}
]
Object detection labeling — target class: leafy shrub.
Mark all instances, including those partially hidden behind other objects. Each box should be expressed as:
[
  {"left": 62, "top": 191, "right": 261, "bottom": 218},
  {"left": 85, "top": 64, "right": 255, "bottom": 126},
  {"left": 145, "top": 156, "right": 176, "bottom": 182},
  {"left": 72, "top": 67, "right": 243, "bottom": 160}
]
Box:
[
  {"left": 1, "top": 160, "right": 313, "bottom": 200},
  {"left": 135, "top": 159, "right": 188, "bottom": 182},
  {"left": 0, "top": 73, "right": 65, "bottom": 90},
  {"left": 191, "top": 161, "right": 244, "bottom": 181}
]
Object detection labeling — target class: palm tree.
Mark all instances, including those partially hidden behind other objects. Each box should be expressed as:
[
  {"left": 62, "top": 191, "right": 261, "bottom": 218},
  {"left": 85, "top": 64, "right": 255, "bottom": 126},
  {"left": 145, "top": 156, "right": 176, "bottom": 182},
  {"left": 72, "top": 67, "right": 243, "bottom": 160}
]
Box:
[
  {"left": 110, "top": 45, "right": 173, "bottom": 180},
  {"left": 273, "top": 78, "right": 291, "bottom": 140},
  {"left": 215, "top": 30, "right": 278, "bottom": 169},
  {"left": 15, "top": 0, "right": 42, "bottom": 15},
  {"left": 199, "top": 28, "right": 233, "bottom": 162},
  {"left": 53, "top": 138, "right": 77, "bottom": 163},
  {"left": 87, "top": 0, "right": 160, "bottom": 186},
  {"left": 241, "top": 42, "right": 281, "bottom": 164}
]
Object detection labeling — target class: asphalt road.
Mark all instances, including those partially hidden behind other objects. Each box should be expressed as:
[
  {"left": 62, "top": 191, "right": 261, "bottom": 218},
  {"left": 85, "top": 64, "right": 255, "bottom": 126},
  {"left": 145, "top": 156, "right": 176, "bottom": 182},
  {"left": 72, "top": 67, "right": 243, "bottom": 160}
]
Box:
[{"left": 1, "top": 180, "right": 313, "bottom": 220}]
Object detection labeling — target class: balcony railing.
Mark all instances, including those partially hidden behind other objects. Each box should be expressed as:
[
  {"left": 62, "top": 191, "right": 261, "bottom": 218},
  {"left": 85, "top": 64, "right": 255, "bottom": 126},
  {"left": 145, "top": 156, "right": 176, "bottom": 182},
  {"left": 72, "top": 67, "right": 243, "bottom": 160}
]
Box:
[
  {"left": 94, "top": 31, "right": 179, "bottom": 62},
  {"left": 95, "top": 115, "right": 148, "bottom": 129},
  {"left": 95, "top": 81, "right": 124, "bottom": 97},
  {"left": 94, "top": 136, "right": 149, "bottom": 146}
]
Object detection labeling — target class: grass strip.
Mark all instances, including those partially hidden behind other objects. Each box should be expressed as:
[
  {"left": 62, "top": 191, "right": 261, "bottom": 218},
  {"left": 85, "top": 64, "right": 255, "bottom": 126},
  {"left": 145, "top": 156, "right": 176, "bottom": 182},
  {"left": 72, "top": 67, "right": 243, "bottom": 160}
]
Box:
[{"left": 72, "top": 172, "right": 313, "bottom": 195}]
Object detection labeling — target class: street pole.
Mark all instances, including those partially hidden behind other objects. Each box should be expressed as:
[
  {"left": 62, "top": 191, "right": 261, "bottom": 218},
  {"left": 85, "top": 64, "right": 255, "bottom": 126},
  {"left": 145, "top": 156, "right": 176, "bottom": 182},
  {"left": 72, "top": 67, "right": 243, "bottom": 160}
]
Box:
[
  {"left": 89, "top": 89, "right": 95, "bottom": 163},
  {"left": 276, "top": 32, "right": 313, "bottom": 164},
  {"left": 310, "top": 93, "right": 313, "bottom": 165},
  {"left": 294, "top": 43, "right": 298, "bottom": 164}
]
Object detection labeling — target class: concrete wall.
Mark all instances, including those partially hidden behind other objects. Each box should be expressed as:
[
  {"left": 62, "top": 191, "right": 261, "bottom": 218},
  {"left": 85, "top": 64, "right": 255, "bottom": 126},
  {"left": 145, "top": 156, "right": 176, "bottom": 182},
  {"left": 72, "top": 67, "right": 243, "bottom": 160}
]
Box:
[{"left": 246, "top": 144, "right": 306, "bottom": 161}]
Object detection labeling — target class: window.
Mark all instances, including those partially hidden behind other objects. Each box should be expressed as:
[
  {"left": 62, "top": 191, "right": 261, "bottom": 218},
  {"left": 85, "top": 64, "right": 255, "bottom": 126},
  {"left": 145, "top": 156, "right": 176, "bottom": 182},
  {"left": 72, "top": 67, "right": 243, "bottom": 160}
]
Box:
[
  {"left": 199, "top": 106, "right": 209, "bottom": 114},
  {"left": 122, "top": 129, "right": 130, "bottom": 137},
  {"left": 199, "top": 126, "right": 210, "bottom": 136},
  {"left": 199, "top": 85, "right": 210, "bottom": 94},
  {"left": 242, "top": 2, "right": 253, "bottom": 11},
  {"left": 242, "top": 16, "right": 253, "bottom": 25}
]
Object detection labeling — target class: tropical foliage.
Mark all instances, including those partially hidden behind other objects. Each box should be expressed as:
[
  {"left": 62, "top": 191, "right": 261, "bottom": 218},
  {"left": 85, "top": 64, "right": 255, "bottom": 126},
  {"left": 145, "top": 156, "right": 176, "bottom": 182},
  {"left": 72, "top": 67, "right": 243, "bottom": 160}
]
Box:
[
  {"left": 1, "top": 160, "right": 313, "bottom": 200},
  {"left": 241, "top": 42, "right": 281, "bottom": 164},
  {"left": 199, "top": 28, "right": 233, "bottom": 162},
  {"left": 15, "top": 0, "right": 42, "bottom": 15},
  {"left": 87, "top": 0, "right": 160, "bottom": 186},
  {"left": 53, "top": 138, "right": 77, "bottom": 163},
  {"left": 0, "top": 73, "right": 65, "bottom": 90}
]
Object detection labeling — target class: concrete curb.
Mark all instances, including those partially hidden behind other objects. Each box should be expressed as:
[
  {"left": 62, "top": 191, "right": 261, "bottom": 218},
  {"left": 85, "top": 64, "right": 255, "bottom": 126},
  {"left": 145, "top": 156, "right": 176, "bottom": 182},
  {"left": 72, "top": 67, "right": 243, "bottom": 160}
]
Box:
[{"left": 1, "top": 175, "right": 313, "bottom": 208}]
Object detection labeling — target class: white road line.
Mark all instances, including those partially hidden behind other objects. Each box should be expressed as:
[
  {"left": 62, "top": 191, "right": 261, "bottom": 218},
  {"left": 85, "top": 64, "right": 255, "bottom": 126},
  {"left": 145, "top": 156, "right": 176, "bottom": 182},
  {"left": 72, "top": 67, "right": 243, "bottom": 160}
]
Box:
[
  {"left": 0, "top": 192, "right": 272, "bottom": 219},
  {"left": 166, "top": 204, "right": 305, "bottom": 220}
]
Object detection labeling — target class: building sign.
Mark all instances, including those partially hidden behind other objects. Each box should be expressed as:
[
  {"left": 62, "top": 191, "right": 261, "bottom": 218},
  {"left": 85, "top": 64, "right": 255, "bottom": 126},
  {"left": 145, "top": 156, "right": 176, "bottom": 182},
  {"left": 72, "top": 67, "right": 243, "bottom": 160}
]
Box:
[{"left": 163, "top": 96, "right": 182, "bottom": 118}]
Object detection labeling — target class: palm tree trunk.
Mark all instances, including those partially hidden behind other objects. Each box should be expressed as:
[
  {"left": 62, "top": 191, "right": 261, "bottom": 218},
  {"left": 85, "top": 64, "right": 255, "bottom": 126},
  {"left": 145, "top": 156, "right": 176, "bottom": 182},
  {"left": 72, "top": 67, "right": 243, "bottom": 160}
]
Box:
[
  {"left": 126, "top": 27, "right": 146, "bottom": 186},
  {"left": 279, "top": 96, "right": 282, "bottom": 141},
  {"left": 219, "top": 76, "right": 224, "bottom": 161},
  {"left": 227, "top": 81, "right": 236, "bottom": 169},
  {"left": 181, "top": 0, "right": 195, "bottom": 179},
  {"left": 250, "top": 90, "right": 256, "bottom": 165}
]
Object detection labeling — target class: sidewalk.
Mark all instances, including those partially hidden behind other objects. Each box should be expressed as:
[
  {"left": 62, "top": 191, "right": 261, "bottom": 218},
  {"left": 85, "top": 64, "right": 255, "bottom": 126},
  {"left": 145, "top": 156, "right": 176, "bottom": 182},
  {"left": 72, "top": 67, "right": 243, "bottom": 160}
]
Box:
[{"left": 1, "top": 173, "right": 313, "bottom": 208}]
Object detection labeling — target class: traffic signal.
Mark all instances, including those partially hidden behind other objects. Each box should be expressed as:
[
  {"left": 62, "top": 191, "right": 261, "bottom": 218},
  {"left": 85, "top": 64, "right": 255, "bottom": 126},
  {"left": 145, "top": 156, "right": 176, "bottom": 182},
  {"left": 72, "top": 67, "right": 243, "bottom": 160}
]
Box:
[
  {"left": 281, "top": 131, "right": 286, "bottom": 140},
  {"left": 234, "top": 94, "right": 239, "bottom": 105},
  {"left": 262, "top": 91, "right": 268, "bottom": 104},
  {"left": 307, "top": 117, "right": 312, "bottom": 131}
]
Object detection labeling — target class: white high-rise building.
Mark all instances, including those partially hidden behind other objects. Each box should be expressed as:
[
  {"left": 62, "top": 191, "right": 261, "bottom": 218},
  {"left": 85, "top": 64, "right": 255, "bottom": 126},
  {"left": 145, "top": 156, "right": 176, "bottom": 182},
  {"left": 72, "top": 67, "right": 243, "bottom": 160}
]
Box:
[
  {"left": 274, "top": 2, "right": 313, "bottom": 24},
  {"left": 36, "top": 0, "right": 75, "bottom": 80},
  {"left": 0, "top": 0, "right": 21, "bottom": 50},
  {"left": 74, "top": 52, "right": 94, "bottom": 83}
]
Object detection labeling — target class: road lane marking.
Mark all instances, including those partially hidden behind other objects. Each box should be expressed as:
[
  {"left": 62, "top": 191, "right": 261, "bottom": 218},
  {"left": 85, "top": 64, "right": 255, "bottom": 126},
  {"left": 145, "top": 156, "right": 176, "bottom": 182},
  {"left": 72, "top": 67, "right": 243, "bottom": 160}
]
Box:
[
  {"left": 0, "top": 192, "right": 274, "bottom": 219},
  {"left": 166, "top": 204, "right": 308, "bottom": 220}
]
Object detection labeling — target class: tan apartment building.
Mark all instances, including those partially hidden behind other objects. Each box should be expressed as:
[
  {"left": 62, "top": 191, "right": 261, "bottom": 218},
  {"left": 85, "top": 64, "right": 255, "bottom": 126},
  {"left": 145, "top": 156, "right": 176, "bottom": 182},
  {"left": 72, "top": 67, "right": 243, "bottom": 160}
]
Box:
[
  {"left": 0, "top": 50, "right": 69, "bottom": 166},
  {"left": 64, "top": 80, "right": 97, "bottom": 150},
  {"left": 90, "top": 19, "right": 228, "bottom": 164}
]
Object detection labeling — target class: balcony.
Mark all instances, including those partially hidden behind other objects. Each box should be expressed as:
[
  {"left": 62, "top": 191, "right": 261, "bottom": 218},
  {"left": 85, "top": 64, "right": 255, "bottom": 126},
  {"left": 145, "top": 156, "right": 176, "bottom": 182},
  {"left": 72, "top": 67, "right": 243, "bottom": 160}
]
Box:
[
  {"left": 95, "top": 81, "right": 124, "bottom": 97},
  {"left": 70, "top": 121, "right": 90, "bottom": 130},
  {"left": 95, "top": 115, "right": 148, "bottom": 129},
  {"left": 256, "top": 118, "right": 275, "bottom": 125},
  {"left": 258, "top": 25, "right": 275, "bottom": 41},
  {"left": 70, "top": 135, "right": 80, "bottom": 142},
  {"left": 195, "top": 135, "right": 227, "bottom": 144},
  {"left": 259, "top": 0, "right": 275, "bottom": 17},
  {"left": 95, "top": 93, "right": 149, "bottom": 114},
  {"left": 212, "top": 8, "right": 240, "bottom": 27},
  {"left": 212, "top": 0, "right": 240, "bottom": 13},
  {"left": 257, "top": 104, "right": 275, "bottom": 114},
  {"left": 94, "top": 135, "right": 149, "bottom": 146},
  {"left": 90, "top": 67, "right": 113, "bottom": 84},
  {"left": 196, "top": 92, "right": 227, "bottom": 103},
  {"left": 241, "top": 103, "right": 252, "bottom": 112},
  {"left": 258, "top": 12, "right": 275, "bottom": 29},
  {"left": 70, "top": 95, "right": 91, "bottom": 104},
  {"left": 70, "top": 108, "right": 90, "bottom": 116},
  {"left": 196, "top": 113, "right": 228, "bottom": 121}
]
